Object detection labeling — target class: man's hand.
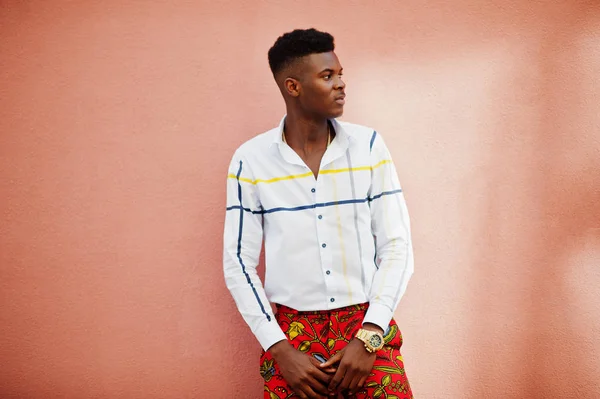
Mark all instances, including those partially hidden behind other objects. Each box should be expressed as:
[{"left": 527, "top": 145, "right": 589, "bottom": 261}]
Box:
[
  {"left": 318, "top": 323, "right": 383, "bottom": 395},
  {"left": 269, "top": 340, "right": 336, "bottom": 399}
]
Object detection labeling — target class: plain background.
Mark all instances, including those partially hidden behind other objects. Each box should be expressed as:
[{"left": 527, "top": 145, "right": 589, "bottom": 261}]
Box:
[{"left": 1, "top": 0, "right": 599, "bottom": 398}]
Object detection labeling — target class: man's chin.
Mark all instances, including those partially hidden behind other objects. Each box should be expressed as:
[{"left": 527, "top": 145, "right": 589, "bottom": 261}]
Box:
[{"left": 329, "top": 108, "right": 344, "bottom": 119}]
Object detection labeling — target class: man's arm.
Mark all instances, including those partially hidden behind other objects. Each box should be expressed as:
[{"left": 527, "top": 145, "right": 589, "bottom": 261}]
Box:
[
  {"left": 362, "top": 131, "right": 414, "bottom": 332},
  {"left": 223, "top": 151, "right": 333, "bottom": 399},
  {"left": 321, "top": 131, "right": 414, "bottom": 395},
  {"left": 223, "top": 151, "right": 286, "bottom": 351}
]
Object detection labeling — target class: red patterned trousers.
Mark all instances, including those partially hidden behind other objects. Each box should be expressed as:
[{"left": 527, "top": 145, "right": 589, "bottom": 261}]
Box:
[{"left": 260, "top": 303, "right": 413, "bottom": 399}]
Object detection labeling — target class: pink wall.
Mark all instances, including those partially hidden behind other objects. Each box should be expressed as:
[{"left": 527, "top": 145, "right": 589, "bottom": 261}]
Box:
[{"left": 1, "top": 1, "right": 599, "bottom": 397}]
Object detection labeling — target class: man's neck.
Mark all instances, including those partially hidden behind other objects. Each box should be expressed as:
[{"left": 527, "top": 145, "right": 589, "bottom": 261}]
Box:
[{"left": 283, "top": 112, "right": 331, "bottom": 155}]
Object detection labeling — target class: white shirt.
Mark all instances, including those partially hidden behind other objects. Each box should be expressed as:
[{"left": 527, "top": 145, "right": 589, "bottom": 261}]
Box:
[{"left": 223, "top": 116, "right": 414, "bottom": 351}]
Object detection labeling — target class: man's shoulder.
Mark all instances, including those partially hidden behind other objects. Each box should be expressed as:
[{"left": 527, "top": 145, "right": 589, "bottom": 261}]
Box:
[
  {"left": 232, "top": 127, "right": 278, "bottom": 160},
  {"left": 338, "top": 120, "right": 375, "bottom": 132},
  {"left": 337, "top": 120, "right": 379, "bottom": 145}
]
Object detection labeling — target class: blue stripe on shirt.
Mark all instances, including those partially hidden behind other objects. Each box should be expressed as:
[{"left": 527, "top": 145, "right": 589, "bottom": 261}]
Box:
[
  {"left": 226, "top": 189, "right": 402, "bottom": 215},
  {"left": 235, "top": 160, "right": 271, "bottom": 322},
  {"left": 370, "top": 130, "right": 377, "bottom": 151}
]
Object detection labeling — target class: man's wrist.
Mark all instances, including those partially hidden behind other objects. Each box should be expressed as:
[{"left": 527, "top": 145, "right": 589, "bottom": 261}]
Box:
[
  {"left": 267, "top": 339, "right": 293, "bottom": 359},
  {"left": 361, "top": 322, "right": 384, "bottom": 335},
  {"left": 355, "top": 326, "right": 385, "bottom": 353}
]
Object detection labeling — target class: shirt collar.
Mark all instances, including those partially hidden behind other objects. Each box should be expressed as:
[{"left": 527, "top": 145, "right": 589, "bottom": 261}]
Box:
[
  {"left": 269, "top": 115, "right": 287, "bottom": 148},
  {"left": 269, "top": 115, "right": 352, "bottom": 149}
]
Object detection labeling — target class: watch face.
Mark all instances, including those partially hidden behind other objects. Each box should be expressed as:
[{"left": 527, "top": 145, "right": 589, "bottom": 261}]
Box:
[{"left": 370, "top": 335, "right": 382, "bottom": 348}]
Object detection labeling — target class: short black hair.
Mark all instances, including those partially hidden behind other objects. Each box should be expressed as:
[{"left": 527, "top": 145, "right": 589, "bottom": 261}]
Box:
[{"left": 268, "top": 28, "right": 335, "bottom": 77}]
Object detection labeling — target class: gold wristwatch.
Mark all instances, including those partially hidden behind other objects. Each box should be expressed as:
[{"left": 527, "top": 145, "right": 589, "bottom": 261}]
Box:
[{"left": 355, "top": 328, "right": 385, "bottom": 353}]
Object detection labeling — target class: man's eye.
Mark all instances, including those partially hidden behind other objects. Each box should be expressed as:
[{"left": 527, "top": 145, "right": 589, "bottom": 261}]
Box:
[{"left": 323, "top": 75, "right": 331, "bottom": 80}]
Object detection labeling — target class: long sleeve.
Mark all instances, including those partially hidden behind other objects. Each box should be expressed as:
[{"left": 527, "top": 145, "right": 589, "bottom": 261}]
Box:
[
  {"left": 223, "top": 151, "right": 287, "bottom": 351},
  {"left": 362, "top": 132, "right": 414, "bottom": 331}
]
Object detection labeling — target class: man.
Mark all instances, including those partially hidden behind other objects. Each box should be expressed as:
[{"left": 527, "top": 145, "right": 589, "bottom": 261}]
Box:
[{"left": 223, "top": 28, "right": 414, "bottom": 399}]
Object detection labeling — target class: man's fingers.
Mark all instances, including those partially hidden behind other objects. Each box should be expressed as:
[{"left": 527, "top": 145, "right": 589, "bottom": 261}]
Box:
[
  {"left": 307, "top": 373, "right": 330, "bottom": 395},
  {"left": 328, "top": 363, "right": 346, "bottom": 392},
  {"left": 311, "top": 367, "right": 333, "bottom": 385},
  {"left": 300, "top": 383, "right": 326, "bottom": 399},
  {"left": 357, "top": 375, "right": 368, "bottom": 391},
  {"left": 320, "top": 351, "right": 343, "bottom": 368},
  {"left": 296, "top": 389, "right": 309, "bottom": 399},
  {"left": 310, "top": 357, "right": 337, "bottom": 384},
  {"left": 347, "top": 374, "right": 362, "bottom": 394},
  {"left": 338, "top": 367, "right": 355, "bottom": 391}
]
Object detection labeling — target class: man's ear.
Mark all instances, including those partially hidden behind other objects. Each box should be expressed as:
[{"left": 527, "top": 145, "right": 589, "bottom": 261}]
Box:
[{"left": 284, "top": 77, "right": 301, "bottom": 98}]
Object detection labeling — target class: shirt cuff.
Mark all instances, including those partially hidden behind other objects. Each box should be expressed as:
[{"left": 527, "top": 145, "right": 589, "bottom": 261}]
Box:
[
  {"left": 363, "top": 302, "right": 393, "bottom": 333},
  {"left": 254, "top": 319, "right": 288, "bottom": 351}
]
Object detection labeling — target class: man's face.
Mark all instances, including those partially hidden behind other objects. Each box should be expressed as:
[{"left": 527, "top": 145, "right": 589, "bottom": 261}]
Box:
[{"left": 295, "top": 51, "right": 346, "bottom": 119}]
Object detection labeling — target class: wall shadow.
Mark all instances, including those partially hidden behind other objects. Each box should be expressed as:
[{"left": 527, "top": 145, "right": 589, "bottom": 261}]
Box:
[{"left": 469, "top": 3, "right": 600, "bottom": 398}]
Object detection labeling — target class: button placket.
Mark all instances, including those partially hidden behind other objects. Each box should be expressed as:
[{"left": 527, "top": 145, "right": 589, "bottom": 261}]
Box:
[{"left": 314, "top": 176, "right": 335, "bottom": 307}]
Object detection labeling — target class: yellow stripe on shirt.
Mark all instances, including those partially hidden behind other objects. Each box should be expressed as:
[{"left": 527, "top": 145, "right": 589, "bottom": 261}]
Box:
[
  {"left": 320, "top": 159, "right": 391, "bottom": 175},
  {"left": 228, "top": 159, "right": 392, "bottom": 185},
  {"left": 331, "top": 165, "right": 353, "bottom": 302},
  {"left": 227, "top": 171, "right": 314, "bottom": 184}
]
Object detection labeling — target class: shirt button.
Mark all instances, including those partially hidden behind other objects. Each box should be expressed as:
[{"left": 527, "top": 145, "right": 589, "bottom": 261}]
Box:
[
  {"left": 326, "top": 270, "right": 331, "bottom": 275},
  {"left": 322, "top": 243, "right": 327, "bottom": 248},
  {"left": 318, "top": 215, "right": 323, "bottom": 220},
  {"left": 330, "top": 298, "right": 335, "bottom": 303},
  {"left": 311, "top": 188, "right": 316, "bottom": 193}
]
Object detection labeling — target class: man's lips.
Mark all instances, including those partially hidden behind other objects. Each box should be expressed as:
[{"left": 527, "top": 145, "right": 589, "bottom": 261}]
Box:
[{"left": 335, "top": 94, "right": 346, "bottom": 105}]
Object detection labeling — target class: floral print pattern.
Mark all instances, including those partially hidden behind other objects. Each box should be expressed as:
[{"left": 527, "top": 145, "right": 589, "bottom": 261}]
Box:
[{"left": 260, "top": 303, "right": 413, "bottom": 399}]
